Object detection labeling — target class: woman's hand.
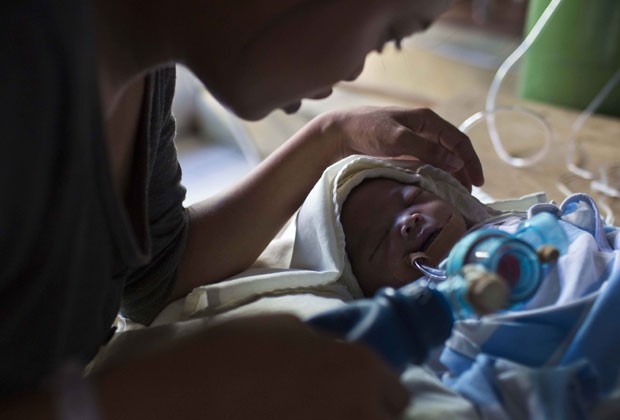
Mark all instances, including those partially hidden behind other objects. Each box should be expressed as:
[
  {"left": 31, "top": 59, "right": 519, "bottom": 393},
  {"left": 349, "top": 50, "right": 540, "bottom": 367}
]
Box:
[{"left": 318, "top": 106, "right": 484, "bottom": 191}]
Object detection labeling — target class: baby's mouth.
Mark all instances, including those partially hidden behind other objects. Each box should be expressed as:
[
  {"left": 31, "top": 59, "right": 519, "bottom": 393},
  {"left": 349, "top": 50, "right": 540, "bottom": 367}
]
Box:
[
  {"left": 420, "top": 229, "right": 441, "bottom": 252},
  {"left": 419, "top": 215, "right": 460, "bottom": 266}
]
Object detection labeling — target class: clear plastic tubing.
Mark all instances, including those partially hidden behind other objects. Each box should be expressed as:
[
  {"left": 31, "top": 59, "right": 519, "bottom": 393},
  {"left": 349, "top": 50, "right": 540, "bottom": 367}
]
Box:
[
  {"left": 566, "top": 67, "right": 620, "bottom": 179},
  {"left": 459, "top": 0, "right": 563, "bottom": 168}
]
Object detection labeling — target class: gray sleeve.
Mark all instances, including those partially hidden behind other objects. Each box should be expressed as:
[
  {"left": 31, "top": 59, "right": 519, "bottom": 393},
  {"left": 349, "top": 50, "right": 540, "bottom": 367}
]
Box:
[{"left": 121, "top": 67, "right": 190, "bottom": 324}]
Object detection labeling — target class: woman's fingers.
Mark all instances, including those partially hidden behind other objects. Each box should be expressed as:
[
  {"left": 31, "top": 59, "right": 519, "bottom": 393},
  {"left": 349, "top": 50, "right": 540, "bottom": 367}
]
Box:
[
  {"left": 452, "top": 166, "right": 473, "bottom": 192},
  {"left": 390, "top": 125, "right": 462, "bottom": 171},
  {"left": 395, "top": 108, "right": 484, "bottom": 187},
  {"left": 324, "top": 106, "right": 484, "bottom": 189}
]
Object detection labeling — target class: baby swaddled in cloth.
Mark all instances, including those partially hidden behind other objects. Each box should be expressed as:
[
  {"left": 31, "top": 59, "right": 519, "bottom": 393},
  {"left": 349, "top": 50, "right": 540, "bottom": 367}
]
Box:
[
  {"left": 305, "top": 156, "right": 620, "bottom": 420},
  {"left": 322, "top": 156, "right": 500, "bottom": 297},
  {"left": 182, "top": 155, "right": 502, "bottom": 319},
  {"left": 92, "top": 154, "right": 620, "bottom": 419},
  {"left": 180, "top": 154, "right": 620, "bottom": 420}
]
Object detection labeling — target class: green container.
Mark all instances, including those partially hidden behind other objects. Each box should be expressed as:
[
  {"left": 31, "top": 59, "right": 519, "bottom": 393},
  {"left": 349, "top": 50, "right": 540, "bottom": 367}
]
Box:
[{"left": 518, "top": 0, "right": 620, "bottom": 117}]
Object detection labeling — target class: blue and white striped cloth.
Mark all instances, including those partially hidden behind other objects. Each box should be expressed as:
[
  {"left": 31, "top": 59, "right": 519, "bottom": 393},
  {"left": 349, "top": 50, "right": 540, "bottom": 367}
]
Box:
[{"left": 440, "top": 193, "right": 620, "bottom": 419}]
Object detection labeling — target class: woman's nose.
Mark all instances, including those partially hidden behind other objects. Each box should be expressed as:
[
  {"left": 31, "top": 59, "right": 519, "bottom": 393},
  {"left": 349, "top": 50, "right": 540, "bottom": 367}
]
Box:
[{"left": 399, "top": 213, "right": 422, "bottom": 238}]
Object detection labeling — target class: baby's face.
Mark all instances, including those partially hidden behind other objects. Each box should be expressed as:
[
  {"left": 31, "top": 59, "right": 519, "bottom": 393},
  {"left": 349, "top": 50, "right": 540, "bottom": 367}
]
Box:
[{"left": 341, "top": 178, "right": 467, "bottom": 296}]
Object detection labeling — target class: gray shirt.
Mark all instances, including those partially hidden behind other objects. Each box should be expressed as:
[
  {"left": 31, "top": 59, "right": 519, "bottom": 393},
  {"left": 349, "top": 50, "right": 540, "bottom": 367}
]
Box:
[{"left": 0, "top": 1, "right": 188, "bottom": 394}]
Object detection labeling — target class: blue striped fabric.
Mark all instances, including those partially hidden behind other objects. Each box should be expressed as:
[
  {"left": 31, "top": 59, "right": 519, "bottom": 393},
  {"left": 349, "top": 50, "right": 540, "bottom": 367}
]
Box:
[{"left": 438, "top": 193, "right": 620, "bottom": 419}]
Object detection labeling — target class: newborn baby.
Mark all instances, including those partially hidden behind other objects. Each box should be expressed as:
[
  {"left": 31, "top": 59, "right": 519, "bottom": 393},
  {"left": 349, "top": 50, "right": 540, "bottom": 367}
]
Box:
[
  {"left": 184, "top": 155, "right": 499, "bottom": 318},
  {"left": 326, "top": 157, "right": 498, "bottom": 297},
  {"left": 341, "top": 172, "right": 468, "bottom": 296}
]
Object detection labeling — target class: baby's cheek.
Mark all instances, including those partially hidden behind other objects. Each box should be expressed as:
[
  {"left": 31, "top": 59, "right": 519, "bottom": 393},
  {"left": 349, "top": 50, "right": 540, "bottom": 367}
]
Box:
[
  {"left": 390, "top": 258, "right": 424, "bottom": 287},
  {"left": 425, "top": 214, "right": 467, "bottom": 266}
]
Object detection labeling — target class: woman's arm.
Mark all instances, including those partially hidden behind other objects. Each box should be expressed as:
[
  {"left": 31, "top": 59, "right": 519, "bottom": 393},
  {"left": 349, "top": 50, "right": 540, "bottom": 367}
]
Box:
[{"left": 173, "top": 106, "right": 484, "bottom": 298}]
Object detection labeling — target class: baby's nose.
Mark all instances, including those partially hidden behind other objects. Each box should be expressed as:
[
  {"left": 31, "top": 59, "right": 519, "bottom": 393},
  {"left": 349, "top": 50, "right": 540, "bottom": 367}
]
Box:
[{"left": 399, "top": 213, "right": 422, "bottom": 238}]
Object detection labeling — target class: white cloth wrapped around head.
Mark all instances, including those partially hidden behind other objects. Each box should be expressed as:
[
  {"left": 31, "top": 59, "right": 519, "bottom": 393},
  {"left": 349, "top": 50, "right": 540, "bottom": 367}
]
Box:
[{"left": 291, "top": 155, "right": 499, "bottom": 298}]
